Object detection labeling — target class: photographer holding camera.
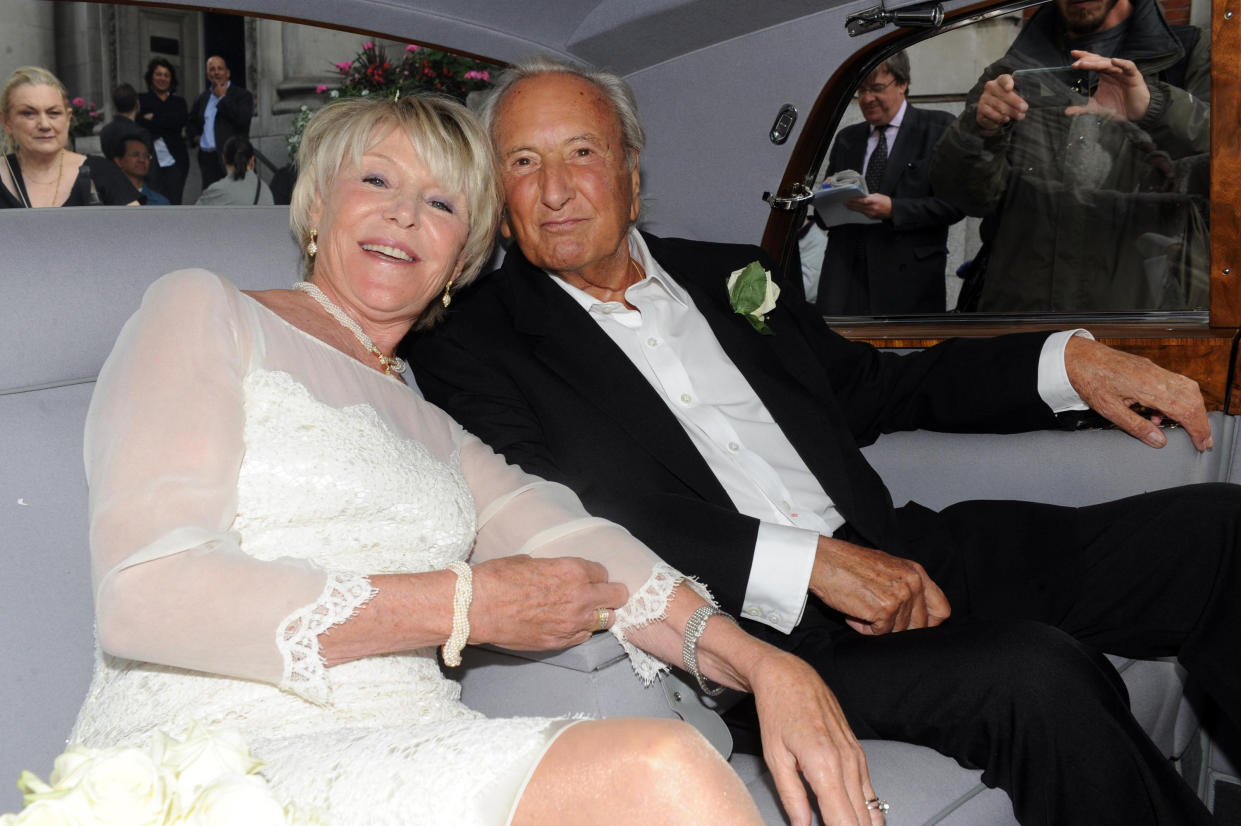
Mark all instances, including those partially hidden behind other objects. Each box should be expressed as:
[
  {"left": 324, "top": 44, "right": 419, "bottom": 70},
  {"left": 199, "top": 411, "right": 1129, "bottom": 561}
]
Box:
[{"left": 931, "top": 0, "right": 1209, "bottom": 313}]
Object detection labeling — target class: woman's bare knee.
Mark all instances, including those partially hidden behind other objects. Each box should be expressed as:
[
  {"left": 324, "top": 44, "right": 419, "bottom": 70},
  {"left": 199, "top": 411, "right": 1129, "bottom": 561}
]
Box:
[{"left": 513, "top": 718, "right": 761, "bottom": 826}]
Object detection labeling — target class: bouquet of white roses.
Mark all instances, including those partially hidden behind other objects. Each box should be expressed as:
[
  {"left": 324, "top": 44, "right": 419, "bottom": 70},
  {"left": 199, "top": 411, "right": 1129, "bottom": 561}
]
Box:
[{"left": 2, "top": 722, "right": 326, "bottom": 825}]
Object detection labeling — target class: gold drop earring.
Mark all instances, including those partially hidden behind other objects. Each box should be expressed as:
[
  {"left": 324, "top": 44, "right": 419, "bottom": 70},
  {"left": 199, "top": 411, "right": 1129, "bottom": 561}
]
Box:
[
  {"left": 442, "top": 279, "right": 454, "bottom": 309},
  {"left": 306, "top": 229, "right": 319, "bottom": 258}
]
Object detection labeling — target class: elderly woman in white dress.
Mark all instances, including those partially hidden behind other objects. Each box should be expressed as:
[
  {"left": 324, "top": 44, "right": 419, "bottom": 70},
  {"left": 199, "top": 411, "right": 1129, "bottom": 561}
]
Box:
[{"left": 71, "top": 93, "right": 880, "bottom": 826}]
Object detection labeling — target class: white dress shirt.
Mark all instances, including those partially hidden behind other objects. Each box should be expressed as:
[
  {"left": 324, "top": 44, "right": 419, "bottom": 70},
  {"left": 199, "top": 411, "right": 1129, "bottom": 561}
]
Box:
[{"left": 552, "top": 230, "right": 1089, "bottom": 633}]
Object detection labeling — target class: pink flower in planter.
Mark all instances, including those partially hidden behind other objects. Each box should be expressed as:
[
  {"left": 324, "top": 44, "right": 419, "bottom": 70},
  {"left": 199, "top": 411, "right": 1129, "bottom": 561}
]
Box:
[
  {"left": 464, "top": 70, "right": 490, "bottom": 81},
  {"left": 72, "top": 96, "right": 85, "bottom": 107},
  {"left": 335, "top": 61, "right": 353, "bottom": 72},
  {"left": 315, "top": 84, "right": 328, "bottom": 94},
  {"left": 363, "top": 41, "right": 374, "bottom": 50},
  {"left": 405, "top": 44, "right": 420, "bottom": 52}
]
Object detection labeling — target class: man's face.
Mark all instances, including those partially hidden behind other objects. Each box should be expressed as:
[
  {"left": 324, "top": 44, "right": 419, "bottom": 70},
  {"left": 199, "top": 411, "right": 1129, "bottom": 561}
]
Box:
[
  {"left": 116, "top": 139, "right": 150, "bottom": 181},
  {"left": 206, "top": 57, "right": 230, "bottom": 87},
  {"left": 493, "top": 73, "right": 640, "bottom": 282},
  {"left": 1056, "top": 0, "right": 1121, "bottom": 34},
  {"left": 856, "top": 68, "right": 907, "bottom": 127}
]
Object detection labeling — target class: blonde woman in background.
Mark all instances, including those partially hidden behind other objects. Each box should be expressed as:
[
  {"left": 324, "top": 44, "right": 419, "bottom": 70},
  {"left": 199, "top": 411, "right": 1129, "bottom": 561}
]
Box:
[{"left": 0, "top": 66, "right": 99, "bottom": 208}]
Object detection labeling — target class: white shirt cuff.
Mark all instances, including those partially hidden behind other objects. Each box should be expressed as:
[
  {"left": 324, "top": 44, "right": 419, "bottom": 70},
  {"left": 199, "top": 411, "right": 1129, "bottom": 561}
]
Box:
[
  {"left": 1038, "top": 329, "right": 1093, "bottom": 414},
  {"left": 741, "top": 522, "right": 817, "bottom": 634}
]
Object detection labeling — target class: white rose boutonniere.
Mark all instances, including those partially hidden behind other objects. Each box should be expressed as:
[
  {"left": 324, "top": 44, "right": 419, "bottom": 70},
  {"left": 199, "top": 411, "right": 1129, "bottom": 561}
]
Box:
[{"left": 727, "top": 261, "right": 780, "bottom": 335}]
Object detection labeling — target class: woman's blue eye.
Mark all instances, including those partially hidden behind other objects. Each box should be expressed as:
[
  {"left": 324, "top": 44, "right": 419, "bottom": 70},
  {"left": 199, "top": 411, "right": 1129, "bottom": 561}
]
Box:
[
  {"left": 429, "top": 199, "right": 454, "bottom": 214},
  {"left": 362, "top": 175, "right": 386, "bottom": 187}
]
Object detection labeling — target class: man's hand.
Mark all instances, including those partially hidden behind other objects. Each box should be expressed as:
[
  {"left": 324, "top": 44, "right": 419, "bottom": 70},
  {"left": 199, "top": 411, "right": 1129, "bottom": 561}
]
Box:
[
  {"left": 1064, "top": 51, "right": 1151, "bottom": 122},
  {"left": 845, "top": 194, "right": 893, "bottom": 220},
  {"left": 211, "top": 79, "right": 229, "bottom": 99},
  {"left": 750, "top": 649, "right": 885, "bottom": 826},
  {"left": 1065, "top": 335, "right": 1213, "bottom": 450},
  {"left": 469, "top": 555, "right": 628, "bottom": 650},
  {"left": 975, "top": 73, "right": 1028, "bottom": 136},
  {"left": 810, "top": 537, "right": 951, "bottom": 635}
]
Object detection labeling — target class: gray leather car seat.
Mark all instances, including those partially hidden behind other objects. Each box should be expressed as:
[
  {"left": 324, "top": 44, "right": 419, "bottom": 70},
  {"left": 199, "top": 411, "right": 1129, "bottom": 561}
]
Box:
[{"left": 1, "top": 206, "right": 1230, "bottom": 822}]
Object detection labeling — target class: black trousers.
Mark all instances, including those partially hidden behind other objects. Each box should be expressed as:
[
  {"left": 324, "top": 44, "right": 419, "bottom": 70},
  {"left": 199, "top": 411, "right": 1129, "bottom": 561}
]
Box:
[
  {"left": 151, "top": 161, "right": 188, "bottom": 205},
  {"left": 198, "top": 148, "right": 226, "bottom": 191},
  {"left": 749, "top": 483, "right": 1241, "bottom": 825}
]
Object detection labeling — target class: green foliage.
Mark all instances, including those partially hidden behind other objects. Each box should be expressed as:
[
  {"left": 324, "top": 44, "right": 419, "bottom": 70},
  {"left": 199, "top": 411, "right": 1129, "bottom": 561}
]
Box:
[{"left": 287, "top": 40, "right": 498, "bottom": 162}]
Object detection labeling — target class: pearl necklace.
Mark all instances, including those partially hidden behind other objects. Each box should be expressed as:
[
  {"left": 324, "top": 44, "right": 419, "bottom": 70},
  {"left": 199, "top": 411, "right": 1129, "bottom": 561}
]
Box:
[{"left": 291, "top": 281, "right": 408, "bottom": 376}]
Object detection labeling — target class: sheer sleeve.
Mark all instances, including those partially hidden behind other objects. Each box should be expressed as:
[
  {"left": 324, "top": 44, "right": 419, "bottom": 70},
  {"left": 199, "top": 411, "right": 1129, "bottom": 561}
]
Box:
[
  {"left": 85, "top": 270, "right": 341, "bottom": 694},
  {"left": 458, "top": 431, "right": 713, "bottom": 682}
]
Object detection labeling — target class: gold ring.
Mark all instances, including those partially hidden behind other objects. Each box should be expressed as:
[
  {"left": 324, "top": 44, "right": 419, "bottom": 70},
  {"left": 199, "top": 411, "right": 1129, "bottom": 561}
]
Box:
[{"left": 592, "top": 607, "right": 610, "bottom": 633}]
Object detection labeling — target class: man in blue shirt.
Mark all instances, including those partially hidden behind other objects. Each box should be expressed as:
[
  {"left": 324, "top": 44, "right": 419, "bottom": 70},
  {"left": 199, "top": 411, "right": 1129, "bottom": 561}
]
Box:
[{"left": 189, "top": 56, "right": 254, "bottom": 190}]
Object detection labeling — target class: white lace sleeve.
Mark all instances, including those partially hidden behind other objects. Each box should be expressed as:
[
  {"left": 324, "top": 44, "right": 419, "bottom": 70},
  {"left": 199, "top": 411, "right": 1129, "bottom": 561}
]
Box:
[
  {"left": 457, "top": 431, "right": 714, "bottom": 681},
  {"left": 86, "top": 271, "right": 333, "bottom": 688},
  {"left": 610, "top": 563, "right": 717, "bottom": 684},
  {"left": 277, "top": 572, "right": 377, "bottom": 704}
]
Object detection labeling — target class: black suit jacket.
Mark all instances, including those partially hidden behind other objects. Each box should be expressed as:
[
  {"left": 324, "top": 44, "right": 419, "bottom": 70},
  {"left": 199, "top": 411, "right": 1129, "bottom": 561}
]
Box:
[
  {"left": 189, "top": 84, "right": 254, "bottom": 152},
  {"left": 407, "top": 235, "right": 1056, "bottom": 627},
  {"left": 817, "top": 105, "right": 963, "bottom": 315}
]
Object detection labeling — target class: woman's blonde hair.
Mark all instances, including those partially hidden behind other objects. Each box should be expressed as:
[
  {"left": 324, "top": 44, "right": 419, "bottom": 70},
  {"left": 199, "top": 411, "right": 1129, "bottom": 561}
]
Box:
[
  {"left": 1, "top": 66, "right": 70, "bottom": 155},
  {"left": 290, "top": 94, "right": 502, "bottom": 329}
]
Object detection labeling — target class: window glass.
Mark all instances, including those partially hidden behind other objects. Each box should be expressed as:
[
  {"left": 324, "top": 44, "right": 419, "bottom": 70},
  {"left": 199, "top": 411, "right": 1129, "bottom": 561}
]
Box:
[
  {"left": 0, "top": 0, "right": 497, "bottom": 207},
  {"left": 805, "top": 0, "right": 1210, "bottom": 317}
]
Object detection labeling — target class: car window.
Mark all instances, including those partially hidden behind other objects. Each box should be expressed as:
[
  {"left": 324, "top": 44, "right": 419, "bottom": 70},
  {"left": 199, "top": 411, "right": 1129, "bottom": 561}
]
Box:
[
  {"left": 803, "top": 0, "right": 1211, "bottom": 318},
  {"left": 0, "top": 0, "right": 497, "bottom": 207}
]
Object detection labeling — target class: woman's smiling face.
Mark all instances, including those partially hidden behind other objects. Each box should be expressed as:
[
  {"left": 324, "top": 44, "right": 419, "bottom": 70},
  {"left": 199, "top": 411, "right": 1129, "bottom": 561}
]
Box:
[{"left": 308, "top": 126, "right": 472, "bottom": 330}]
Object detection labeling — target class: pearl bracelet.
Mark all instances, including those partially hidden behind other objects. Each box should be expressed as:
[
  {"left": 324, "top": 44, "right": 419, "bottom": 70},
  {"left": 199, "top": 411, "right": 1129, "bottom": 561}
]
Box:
[
  {"left": 442, "top": 561, "right": 473, "bottom": 667},
  {"left": 681, "top": 605, "right": 736, "bottom": 696}
]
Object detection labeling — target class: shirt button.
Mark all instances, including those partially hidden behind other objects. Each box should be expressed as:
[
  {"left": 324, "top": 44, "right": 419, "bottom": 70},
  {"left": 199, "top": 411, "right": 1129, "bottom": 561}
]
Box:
[
  {"left": 728, "top": 441, "right": 740, "bottom": 452},
  {"left": 680, "top": 393, "right": 692, "bottom": 404},
  {"left": 745, "top": 605, "right": 762, "bottom": 617},
  {"left": 646, "top": 337, "right": 658, "bottom": 347},
  {"left": 768, "top": 612, "right": 782, "bottom": 624},
  {"left": 781, "top": 500, "right": 792, "bottom": 511}
]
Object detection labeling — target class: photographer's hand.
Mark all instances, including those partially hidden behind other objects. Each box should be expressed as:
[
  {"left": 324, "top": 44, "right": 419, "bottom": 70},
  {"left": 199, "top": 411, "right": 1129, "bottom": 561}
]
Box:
[
  {"left": 1064, "top": 51, "right": 1151, "bottom": 122},
  {"left": 975, "top": 73, "right": 1028, "bottom": 136}
]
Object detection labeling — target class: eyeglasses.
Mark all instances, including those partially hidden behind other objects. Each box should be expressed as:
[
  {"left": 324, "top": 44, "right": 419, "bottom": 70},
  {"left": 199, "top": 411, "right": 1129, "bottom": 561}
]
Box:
[{"left": 855, "top": 79, "right": 898, "bottom": 98}]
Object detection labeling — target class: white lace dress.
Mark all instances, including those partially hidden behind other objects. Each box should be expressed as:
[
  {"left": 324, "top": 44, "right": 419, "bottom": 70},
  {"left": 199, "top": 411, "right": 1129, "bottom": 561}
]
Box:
[{"left": 70, "top": 270, "right": 699, "bottom": 825}]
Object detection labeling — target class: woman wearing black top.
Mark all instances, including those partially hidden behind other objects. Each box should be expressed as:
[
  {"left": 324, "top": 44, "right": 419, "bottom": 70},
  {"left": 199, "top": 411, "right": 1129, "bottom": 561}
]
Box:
[
  {"left": 138, "top": 57, "right": 190, "bottom": 204},
  {"left": 0, "top": 66, "right": 98, "bottom": 208}
]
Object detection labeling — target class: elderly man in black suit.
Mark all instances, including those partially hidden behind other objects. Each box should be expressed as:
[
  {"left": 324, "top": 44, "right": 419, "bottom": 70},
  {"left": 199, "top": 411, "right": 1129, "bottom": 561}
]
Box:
[
  {"left": 189, "top": 55, "right": 253, "bottom": 190},
  {"left": 406, "top": 55, "right": 1238, "bottom": 825},
  {"left": 816, "top": 52, "right": 963, "bottom": 315}
]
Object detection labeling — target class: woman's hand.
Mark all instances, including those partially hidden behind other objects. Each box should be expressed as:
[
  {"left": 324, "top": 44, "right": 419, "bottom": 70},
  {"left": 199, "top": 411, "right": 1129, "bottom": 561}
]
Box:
[
  {"left": 749, "top": 649, "right": 884, "bottom": 826},
  {"left": 469, "top": 555, "right": 629, "bottom": 650},
  {"left": 646, "top": 592, "right": 884, "bottom": 826}
]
